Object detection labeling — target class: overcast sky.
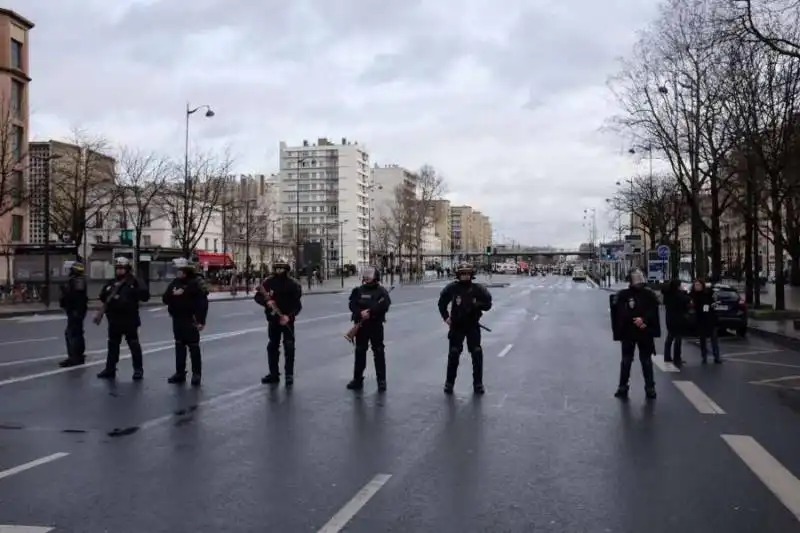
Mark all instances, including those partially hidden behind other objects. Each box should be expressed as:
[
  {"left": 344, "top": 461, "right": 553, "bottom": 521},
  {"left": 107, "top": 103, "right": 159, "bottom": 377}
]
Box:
[{"left": 13, "top": 0, "right": 661, "bottom": 249}]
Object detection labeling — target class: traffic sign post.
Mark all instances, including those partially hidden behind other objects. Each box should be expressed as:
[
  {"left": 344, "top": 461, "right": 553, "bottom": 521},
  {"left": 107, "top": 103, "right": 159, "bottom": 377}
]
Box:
[{"left": 656, "top": 244, "right": 670, "bottom": 260}]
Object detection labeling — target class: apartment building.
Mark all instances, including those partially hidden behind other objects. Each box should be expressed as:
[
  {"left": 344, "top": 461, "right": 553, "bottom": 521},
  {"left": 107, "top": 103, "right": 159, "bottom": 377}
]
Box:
[
  {"left": 0, "top": 9, "right": 33, "bottom": 283},
  {"left": 429, "top": 199, "right": 452, "bottom": 254},
  {"left": 278, "top": 138, "right": 371, "bottom": 269},
  {"left": 370, "top": 164, "right": 416, "bottom": 219},
  {"left": 451, "top": 205, "right": 473, "bottom": 253}
]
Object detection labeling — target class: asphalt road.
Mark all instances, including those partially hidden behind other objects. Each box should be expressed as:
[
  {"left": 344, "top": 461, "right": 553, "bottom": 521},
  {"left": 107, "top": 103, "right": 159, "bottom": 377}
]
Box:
[{"left": 1, "top": 275, "right": 800, "bottom": 532}]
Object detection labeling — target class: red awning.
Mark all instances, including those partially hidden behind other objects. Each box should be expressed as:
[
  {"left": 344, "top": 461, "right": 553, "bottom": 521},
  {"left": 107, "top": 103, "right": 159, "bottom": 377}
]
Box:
[{"left": 196, "top": 251, "right": 235, "bottom": 268}]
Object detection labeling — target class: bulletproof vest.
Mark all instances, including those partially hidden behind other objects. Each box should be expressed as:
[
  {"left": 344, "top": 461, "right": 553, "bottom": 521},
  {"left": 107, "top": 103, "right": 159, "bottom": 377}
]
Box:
[{"left": 355, "top": 284, "right": 382, "bottom": 309}]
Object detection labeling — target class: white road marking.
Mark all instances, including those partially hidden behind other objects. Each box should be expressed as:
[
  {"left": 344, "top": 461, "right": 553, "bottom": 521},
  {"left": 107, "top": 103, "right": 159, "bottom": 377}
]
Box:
[
  {"left": 673, "top": 381, "right": 726, "bottom": 414},
  {"left": 495, "top": 393, "right": 509, "bottom": 408},
  {"left": 0, "top": 526, "right": 54, "bottom": 532},
  {"left": 728, "top": 359, "right": 800, "bottom": 370},
  {"left": 497, "top": 344, "right": 513, "bottom": 358},
  {"left": 0, "top": 337, "right": 58, "bottom": 346},
  {"left": 723, "top": 349, "right": 784, "bottom": 358},
  {"left": 532, "top": 314, "right": 539, "bottom": 321},
  {"left": 12, "top": 315, "right": 66, "bottom": 323},
  {"left": 0, "top": 453, "right": 69, "bottom": 481},
  {"left": 317, "top": 474, "right": 392, "bottom": 533},
  {"left": 749, "top": 375, "right": 800, "bottom": 385},
  {"left": 652, "top": 354, "right": 681, "bottom": 372},
  {"left": 722, "top": 434, "right": 800, "bottom": 522},
  {"left": 148, "top": 306, "right": 165, "bottom": 312}
]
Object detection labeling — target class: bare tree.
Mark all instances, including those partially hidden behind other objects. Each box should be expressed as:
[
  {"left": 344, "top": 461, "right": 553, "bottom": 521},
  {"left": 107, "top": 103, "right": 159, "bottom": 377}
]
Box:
[
  {"left": 737, "top": 0, "right": 800, "bottom": 59},
  {"left": 0, "top": 97, "right": 28, "bottom": 283},
  {"left": 407, "top": 165, "right": 446, "bottom": 271},
  {"left": 114, "top": 147, "right": 171, "bottom": 265},
  {"left": 48, "top": 132, "right": 117, "bottom": 259},
  {"left": 608, "top": 173, "right": 689, "bottom": 251},
  {"left": 608, "top": 0, "right": 744, "bottom": 279},
  {"left": 371, "top": 216, "right": 394, "bottom": 257},
  {"left": 385, "top": 184, "right": 415, "bottom": 259},
  {"left": 163, "top": 150, "right": 233, "bottom": 258}
]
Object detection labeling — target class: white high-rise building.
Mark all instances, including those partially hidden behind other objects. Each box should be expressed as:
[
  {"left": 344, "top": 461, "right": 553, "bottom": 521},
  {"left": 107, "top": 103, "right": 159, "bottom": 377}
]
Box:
[
  {"left": 370, "top": 164, "right": 417, "bottom": 222},
  {"left": 277, "top": 138, "right": 371, "bottom": 270}
]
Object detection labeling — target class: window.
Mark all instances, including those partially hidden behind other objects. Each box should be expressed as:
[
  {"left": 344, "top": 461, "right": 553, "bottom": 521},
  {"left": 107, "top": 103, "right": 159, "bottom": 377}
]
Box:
[
  {"left": 92, "top": 212, "right": 104, "bottom": 229},
  {"left": 10, "top": 80, "right": 23, "bottom": 118},
  {"left": 204, "top": 238, "right": 209, "bottom": 249},
  {"left": 213, "top": 238, "right": 218, "bottom": 252},
  {"left": 142, "top": 235, "right": 152, "bottom": 246},
  {"left": 11, "top": 171, "right": 22, "bottom": 206},
  {"left": 142, "top": 209, "right": 152, "bottom": 227},
  {"left": 11, "top": 125, "right": 22, "bottom": 161},
  {"left": 11, "top": 39, "right": 22, "bottom": 70},
  {"left": 10, "top": 215, "right": 23, "bottom": 241}
]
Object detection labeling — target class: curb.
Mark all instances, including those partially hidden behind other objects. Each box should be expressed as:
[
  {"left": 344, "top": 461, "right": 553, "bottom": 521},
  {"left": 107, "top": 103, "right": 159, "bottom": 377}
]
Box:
[
  {"left": 746, "top": 324, "right": 800, "bottom": 351},
  {"left": 0, "top": 289, "right": 346, "bottom": 319}
]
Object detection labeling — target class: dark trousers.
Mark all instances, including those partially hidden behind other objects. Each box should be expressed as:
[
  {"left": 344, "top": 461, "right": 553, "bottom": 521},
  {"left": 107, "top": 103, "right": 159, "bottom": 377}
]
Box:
[
  {"left": 619, "top": 338, "right": 655, "bottom": 390},
  {"left": 105, "top": 321, "right": 143, "bottom": 372},
  {"left": 698, "top": 328, "right": 720, "bottom": 360},
  {"left": 172, "top": 318, "right": 201, "bottom": 375},
  {"left": 267, "top": 320, "right": 295, "bottom": 377},
  {"left": 663, "top": 330, "right": 683, "bottom": 364},
  {"left": 353, "top": 322, "right": 386, "bottom": 382},
  {"left": 447, "top": 326, "right": 484, "bottom": 385},
  {"left": 65, "top": 310, "right": 86, "bottom": 360}
]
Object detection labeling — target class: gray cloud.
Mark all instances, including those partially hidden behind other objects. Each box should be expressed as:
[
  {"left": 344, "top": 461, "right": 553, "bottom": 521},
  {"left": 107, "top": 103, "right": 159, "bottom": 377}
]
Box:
[{"left": 12, "top": 0, "right": 658, "bottom": 248}]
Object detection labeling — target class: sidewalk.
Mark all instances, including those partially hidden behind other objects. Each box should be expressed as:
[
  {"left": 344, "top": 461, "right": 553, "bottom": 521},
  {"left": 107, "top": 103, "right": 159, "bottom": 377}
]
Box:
[{"left": 0, "top": 281, "right": 348, "bottom": 319}]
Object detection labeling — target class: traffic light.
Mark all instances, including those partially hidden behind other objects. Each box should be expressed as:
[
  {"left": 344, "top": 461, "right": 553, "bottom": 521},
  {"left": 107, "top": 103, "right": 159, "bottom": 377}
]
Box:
[
  {"left": 120, "top": 229, "right": 134, "bottom": 246},
  {"left": 485, "top": 246, "right": 491, "bottom": 255}
]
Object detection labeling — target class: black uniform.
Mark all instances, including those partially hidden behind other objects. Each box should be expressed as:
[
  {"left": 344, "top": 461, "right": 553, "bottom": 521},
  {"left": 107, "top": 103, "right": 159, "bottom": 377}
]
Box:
[
  {"left": 690, "top": 287, "right": 721, "bottom": 363},
  {"left": 662, "top": 279, "right": 690, "bottom": 367},
  {"left": 347, "top": 281, "right": 392, "bottom": 391},
  {"left": 613, "top": 284, "right": 660, "bottom": 398},
  {"left": 438, "top": 279, "right": 493, "bottom": 393},
  {"left": 163, "top": 272, "right": 209, "bottom": 384},
  {"left": 96, "top": 274, "right": 150, "bottom": 380},
  {"left": 254, "top": 273, "right": 303, "bottom": 384},
  {"left": 58, "top": 271, "right": 88, "bottom": 367}
]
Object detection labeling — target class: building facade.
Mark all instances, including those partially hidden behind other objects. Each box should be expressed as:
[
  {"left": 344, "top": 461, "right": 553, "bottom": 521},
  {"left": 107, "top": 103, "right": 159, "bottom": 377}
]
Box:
[
  {"left": 0, "top": 9, "right": 33, "bottom": 284},
  {"left": 277, "top": 138, "right": 371, "bottom": 270},
  {"left": 429, "top": 199, "right": 452, "bottom": 254}
]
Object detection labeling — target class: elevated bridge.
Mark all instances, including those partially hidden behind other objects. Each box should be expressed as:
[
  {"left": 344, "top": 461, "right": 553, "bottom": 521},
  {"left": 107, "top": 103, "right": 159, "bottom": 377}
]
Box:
[{"left": 418, "top": 250, "right": 593, "bottom": 258}]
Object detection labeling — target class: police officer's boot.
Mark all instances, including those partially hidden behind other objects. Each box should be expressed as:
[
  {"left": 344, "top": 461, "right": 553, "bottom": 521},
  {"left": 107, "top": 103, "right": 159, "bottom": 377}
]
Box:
[
  {"left": 444, "top": 352, "right": 459, "bottom": 394},
  {"left": 97, "top": 340, "right": 119, "bottom": 380},
  {"left": 614, "top": 386, "right": 629, "bottom": 400},
  {"left": 374, "top": 348, "right": 387, "bottom": 392},
  {"left": 168, "top": 342, "right": 187, "bottom": 384},
  {"left": 261, "top": 346, "right": 280, "bottom": 384},
  {"left": 346, "top": 379, "right": 364, "bottom": 390},
  {"left": 189, "top": 344, "right": 202, "bottom": 386},
  {"left": 471, "top": 348, "right": 485, "bottom": 394}
]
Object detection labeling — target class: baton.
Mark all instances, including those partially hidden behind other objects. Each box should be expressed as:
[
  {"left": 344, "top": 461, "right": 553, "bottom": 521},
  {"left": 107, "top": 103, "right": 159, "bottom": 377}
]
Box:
[{"left": 479, "top": 323, "right": 491, "bottom": 332}]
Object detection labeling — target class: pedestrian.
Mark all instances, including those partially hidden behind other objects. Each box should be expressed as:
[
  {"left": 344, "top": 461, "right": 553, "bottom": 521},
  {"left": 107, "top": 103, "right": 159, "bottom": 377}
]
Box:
[
  {"left": 95, "top": 257, "right": 150, "bottom": 381},
  {"left": 254, "top": 257, "right": 303, "bottom": 386},
  {"left": 57, "top": 260, "right": 88, "bottom": 368},
  {"left": 689, "top": 278, "right": 722, "bottom": 364},
  {"left": 346, "top": 266, "right": 392, "bottom": 392},
  {"left": 437, "top": 262, "right": 493, "bottom": 395},
  {"left": 163, "top": 258, "right": 209, "bottom": 385},
  {"left": 613, "top": 268, "right": 660, "bottom": 400},
  {"left": 661, "top": 278, "right": 690, "bottom": 368}
]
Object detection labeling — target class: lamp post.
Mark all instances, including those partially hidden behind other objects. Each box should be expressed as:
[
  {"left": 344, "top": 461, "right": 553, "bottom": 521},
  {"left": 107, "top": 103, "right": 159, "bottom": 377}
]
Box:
[
  {"left": 183, "top": 103, "right": 214, "bottom": 258},
  {"left": 31, "top": 153, "right": 62, "bottom": 307},
  {"left": 339, "top": 218, "right": 349, "bottom": 288}
]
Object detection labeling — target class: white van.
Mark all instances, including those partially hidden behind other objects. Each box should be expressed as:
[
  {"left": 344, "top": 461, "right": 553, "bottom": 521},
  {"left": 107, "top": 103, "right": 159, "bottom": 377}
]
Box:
[{"left": 572, "top": 268, "right": 587, "bottom": 281}]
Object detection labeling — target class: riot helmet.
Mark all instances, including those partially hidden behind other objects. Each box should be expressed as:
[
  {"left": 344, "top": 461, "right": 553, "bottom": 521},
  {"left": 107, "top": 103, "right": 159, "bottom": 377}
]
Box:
[
  {"left": 361, "top": 265, "right": 380, "bottom": 285},
  {"left": 455, "top": 262, "right": 475, "bottom": 282},
  {"left": 272, "top": 257, "right": 290, "bottom": 276},
  {"left": 114, "top": 257, "right": 131, "bottom": 278}
]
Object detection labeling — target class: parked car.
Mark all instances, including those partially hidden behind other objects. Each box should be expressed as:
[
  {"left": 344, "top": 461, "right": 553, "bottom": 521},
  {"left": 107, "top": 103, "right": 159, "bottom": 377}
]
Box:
[
  {"left": 572, "top": 269, "right": 587, "bottom": 281},
  {"left": 685, "top": 283, "right": 748, "bottom": 337}
]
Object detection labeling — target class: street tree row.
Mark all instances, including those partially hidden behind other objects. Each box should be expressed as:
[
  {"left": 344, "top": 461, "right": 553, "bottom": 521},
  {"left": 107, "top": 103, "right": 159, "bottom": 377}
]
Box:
[
  {"left": 607, "top": 0, "right": 800, "bottom": 309},
  {"left": 0, "top": 122, "right": 272, "bottom": 278}
]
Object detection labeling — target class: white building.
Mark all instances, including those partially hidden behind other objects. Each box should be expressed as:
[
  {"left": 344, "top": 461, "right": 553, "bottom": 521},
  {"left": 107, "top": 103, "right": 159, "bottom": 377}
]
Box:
[
  {"left": 277, "top": 138, "right": 371, "bottom": 270},
  {"left": 370, "top": 164, "right": 417, "bottom": 223},
  {"left": 420, "top": 225, "right": 442, "bottom": 254}
]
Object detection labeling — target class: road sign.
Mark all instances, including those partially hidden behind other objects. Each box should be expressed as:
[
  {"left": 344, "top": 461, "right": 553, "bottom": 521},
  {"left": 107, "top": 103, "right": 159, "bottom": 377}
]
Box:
[{"left": 656, "top": 245, "right": 670, "bottom": 260}]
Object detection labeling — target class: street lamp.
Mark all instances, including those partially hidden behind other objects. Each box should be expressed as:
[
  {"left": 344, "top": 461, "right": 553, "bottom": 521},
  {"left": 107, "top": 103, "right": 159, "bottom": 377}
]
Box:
[
  {"left": 31, "top": 153, "right": 62, "bottom": 307},
  {"left": 339, "top": 218, "right": 349, "bottom": 288},
  {"left": 183, "top": 102, "right": 214, "bottom": 258},
  {"left": 366, "top": 183, "right": 382, "bottom": 265}
]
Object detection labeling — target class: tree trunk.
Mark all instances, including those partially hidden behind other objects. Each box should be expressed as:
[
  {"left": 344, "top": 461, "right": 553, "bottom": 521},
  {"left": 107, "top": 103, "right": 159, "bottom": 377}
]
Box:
[
  {"left": 770, "top": 192, "right": 785, "bottom": 310},
  {"left": 753, "top": 205, "right": 761, "bottom": 308},
  {"left": 710, "top": 173, "right": 723, "bottom": 281}
]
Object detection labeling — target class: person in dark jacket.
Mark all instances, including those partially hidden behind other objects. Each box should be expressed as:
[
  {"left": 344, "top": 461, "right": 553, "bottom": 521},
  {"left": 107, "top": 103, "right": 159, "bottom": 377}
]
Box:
[
  {"left": 95, "top": 257, "right": 151, "bottom": 380},
  {"left": 613, "top": 269, "right": 660, "bottom": 399},
  {"left": 163, "top": 258, "right": 209, "bottom": 385},
  {"left": 346, "top": 266, "right": 392, "bottom": 392},
  {"left": 690, "top": 279, "right": 721, "bottom": 364},
  {"left": 661, "top": 278, "right": 690, "bottom": 368},
  {"left": 58, "top": 260, "right": 89, "bottom": 367},
  {"left": 254, "top": 257, "right": 303, "bottom": 386},
  {"left": 438, "top": 262, "right": 493, "bottom": 395}
]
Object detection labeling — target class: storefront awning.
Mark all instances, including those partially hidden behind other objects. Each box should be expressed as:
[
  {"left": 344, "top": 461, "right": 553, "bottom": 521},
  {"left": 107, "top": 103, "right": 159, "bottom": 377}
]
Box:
[{"left": 196, "top": 250, "right": 235, "bottom": 268}]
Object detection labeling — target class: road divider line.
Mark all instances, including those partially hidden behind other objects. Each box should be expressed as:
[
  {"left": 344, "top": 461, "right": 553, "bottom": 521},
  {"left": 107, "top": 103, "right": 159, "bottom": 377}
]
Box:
[
  {"left": 0, "top": 337, "right": 58, "bottom": 346},
  {"left": 749, "top": 375, "right": 800, "bottom": 385},
  {"left": 0, "top": 452, "right": 69, "bottom": 481},
  {"left": 0, "top": 525, "right": 54, "bottom": 532},
  {"left": 497, "top": 344, "right": 513, "bottom": 358},
  {"left": 727, "top": 359, "right": 800, "bottom": 369},
  {"left": 0, "top": 340, "right": 177, "bottom": 368},
  {"left": 722, "top": 434, "right": 800, "bottom": 522},
  {"left": 148, "top": 307, "right": 165, "bottom": 312},
  {"left": 673, "top": 381, "right": 726, "bottom": 414},
  {"left": 652, "top": 355, "right": 681, "bottom": 373},
  {"left": 723, "top": 349, "right": 784, "bottom": 358},
  {"left": 317, "top": 473, "right": 392, "bottom": 533}
]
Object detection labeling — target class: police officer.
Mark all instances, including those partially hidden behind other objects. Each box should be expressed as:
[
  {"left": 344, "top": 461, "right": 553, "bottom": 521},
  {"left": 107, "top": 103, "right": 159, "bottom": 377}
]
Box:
[
  {"left": 163, "top": 258, "right": 209, "bottom": 385},
  {"left": 95, "top": 257, "right": 150, "bottom": 380},
  {"left": 58, "top": 260, "right": 88, "bottom": 367},
  {"left": 346, "top": 266, "right": 392, "bottom": 392},
  {"left": 613, "top": 269, "right": 659, "bottom": 399},
  {"left": 437, "top": 262, "right": 493, "bottom": 394},
  {"left": 254, "top": 257, "right": 303, "bottom": 386}
]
